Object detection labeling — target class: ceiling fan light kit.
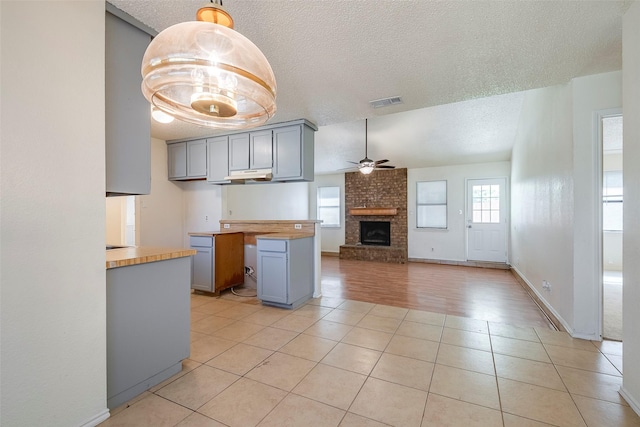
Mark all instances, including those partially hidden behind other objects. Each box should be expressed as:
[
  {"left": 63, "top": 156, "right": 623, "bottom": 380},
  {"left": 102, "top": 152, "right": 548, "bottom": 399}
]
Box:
[{"left": 140, "top": 0, "right": 277, "bottom": 130}]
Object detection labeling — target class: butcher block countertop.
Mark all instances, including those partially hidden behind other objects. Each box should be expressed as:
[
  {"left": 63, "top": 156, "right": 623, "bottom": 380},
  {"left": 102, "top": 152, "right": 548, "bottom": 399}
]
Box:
[
  {"left": 106, "top": 246, "right": 197, "bottom": 269},
  {"left": 188, "top": 231, "right": 241, "bottom": 237},
  {"left": 256, "top": 232, "right": 314, "bottom": 240}
]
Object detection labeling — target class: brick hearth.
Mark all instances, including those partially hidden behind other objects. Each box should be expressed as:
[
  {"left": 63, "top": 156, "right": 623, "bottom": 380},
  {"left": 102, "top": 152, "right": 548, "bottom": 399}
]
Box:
[{"left": 340, "top": 168, "right": 408, "bottom": 263}]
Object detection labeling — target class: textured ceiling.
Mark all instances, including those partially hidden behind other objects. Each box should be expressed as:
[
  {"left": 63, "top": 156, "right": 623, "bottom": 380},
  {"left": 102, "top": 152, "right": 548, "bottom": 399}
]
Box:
[{"left": 109, "top": 0, "right": 629, "bottom": 173}]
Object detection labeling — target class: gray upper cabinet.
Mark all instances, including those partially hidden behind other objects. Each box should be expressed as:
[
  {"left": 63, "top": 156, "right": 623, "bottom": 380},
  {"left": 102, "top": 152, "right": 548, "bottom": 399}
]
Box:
[
  {"left": 187, "top": 139, "right": 207, "bottom": 177},
  {"left": 105, "top": 12, "right": 151, "bottom": 196},
  {"left": 207, "top": 136, "right": 230, "bottom": 183},
  {"left": 249, "top": 130, "right": 273, "bottom": 169},
  {"left": 272, "top": 124, "right": 314, "bottom": 182},
  {"left": 168, "top": 139, "right": 207, "bottom": 180},
  {"left": 167, "top": 119, "right": 317, "bottom": 184},
  {"left": 168, "top": 142, "right": 187, "bottom": 179},
  {"left": 229, "top": 130, "right": 273, "bottom": 171},
  {"left": 228, "top": 133, "right": 250, "bottom": 171}
]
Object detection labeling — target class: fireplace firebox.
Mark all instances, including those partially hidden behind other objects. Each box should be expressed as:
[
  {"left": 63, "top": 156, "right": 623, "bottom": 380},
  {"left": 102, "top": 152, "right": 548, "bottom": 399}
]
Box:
[{"left": 360, "top": 221, "right": 391, "bottom": 246}]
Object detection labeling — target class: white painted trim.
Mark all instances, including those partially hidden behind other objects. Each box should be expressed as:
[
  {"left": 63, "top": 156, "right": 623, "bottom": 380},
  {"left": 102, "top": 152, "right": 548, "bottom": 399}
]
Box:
[
  {"left": 620, "top": 387, "right": 640, "bottom": 418},
  {"left": 594, "top": 108, "right": 623, "bottom": 341},
  {"left": 79, "top": 409, "right": 110, "bottom": 427},
  {"left": 511, "top": 265, "right": 574, "bottom": 335}
]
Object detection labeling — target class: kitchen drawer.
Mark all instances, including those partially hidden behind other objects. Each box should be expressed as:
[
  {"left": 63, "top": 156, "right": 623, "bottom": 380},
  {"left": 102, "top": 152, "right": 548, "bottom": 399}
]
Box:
[
  {"left": 190, "top": 236, "right": 213, "bottom": 247},
  {"left": 258, "top": 239, "right": 287, "bottom": 252}
]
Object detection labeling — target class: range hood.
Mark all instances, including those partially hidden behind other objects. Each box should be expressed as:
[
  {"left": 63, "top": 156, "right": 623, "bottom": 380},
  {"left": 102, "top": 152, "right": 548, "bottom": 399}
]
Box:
[{"left": 224, "top": 169, "right": 273, "bottom": 181}]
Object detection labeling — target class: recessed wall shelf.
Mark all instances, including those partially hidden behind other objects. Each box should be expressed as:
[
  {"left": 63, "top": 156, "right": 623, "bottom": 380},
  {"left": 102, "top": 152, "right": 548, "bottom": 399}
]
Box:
[{"left": 349, "top": 207, "right": 398, "bottom": 216}]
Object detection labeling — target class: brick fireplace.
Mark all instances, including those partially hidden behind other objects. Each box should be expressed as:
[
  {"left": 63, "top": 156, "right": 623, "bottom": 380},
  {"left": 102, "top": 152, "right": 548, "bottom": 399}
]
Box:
[{"left": 340, "top": 168, "right": 408, "bottom": 263}]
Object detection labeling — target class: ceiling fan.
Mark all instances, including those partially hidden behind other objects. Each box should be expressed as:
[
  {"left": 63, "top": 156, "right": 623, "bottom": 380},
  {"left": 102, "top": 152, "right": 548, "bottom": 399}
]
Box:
[{"left": 344, "top": 119, "right": 396, "bottom": 175}]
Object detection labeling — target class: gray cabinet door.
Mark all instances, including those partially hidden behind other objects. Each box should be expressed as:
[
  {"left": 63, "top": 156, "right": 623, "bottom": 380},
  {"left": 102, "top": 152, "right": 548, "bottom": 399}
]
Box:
[
  {"left": 228, "top": 133, "right": 250, "bottom": 171},
  {"left": 250, "top": 130, "right": 273, "bottom": 169},
  {"left": 168, "top": 142, "right": 187, "bottom": 179},
  {"left": 191, "top": 246, "right": 213, "bottom": 292},
  {"left": 187, "top": 139, "right": 207, "bottom": 178},
  {"left": 207, "top": 136, "right": 230, "bottom": 183},
  {"left": 105, "top": 12, "right": 151, "bottom": 195},
  {"left": 257, "top": 250, "right": 288, "bottom": 304},
  {"left": 273, "top": 125, "right": 302, "bottom": 180}
]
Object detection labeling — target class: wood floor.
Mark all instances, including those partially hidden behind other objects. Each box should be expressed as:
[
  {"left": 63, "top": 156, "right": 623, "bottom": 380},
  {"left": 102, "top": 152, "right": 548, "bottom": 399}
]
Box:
[{"left": 320, "top": 256, "right": 555, "bottom": 329}]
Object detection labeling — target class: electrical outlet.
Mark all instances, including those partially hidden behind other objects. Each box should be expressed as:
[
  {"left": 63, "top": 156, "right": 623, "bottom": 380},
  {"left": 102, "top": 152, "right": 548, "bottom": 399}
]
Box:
[
  {"left": 205, "top": 215, "right": 209, "bottom": 222},
  {"left": 542, "top": 280, "right": 552, "bottom": 292},
  {"left": 223, "top": 224, "right": 230, "bottom": 229},
  {"left": 294, "top": 224, "right": 302, "bottom": 229}
]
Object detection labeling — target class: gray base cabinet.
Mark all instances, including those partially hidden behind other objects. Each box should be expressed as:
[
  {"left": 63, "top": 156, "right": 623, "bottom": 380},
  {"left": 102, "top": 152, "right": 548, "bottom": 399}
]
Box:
[
  {"left": 190, "top": 233, "right": 244, "bottom": 295},
  {"left": 106, "top": 257, "right": 191, "bottom": 409},
  {"left": 257, "top": 237, "right": 313, "bottom": 309}
]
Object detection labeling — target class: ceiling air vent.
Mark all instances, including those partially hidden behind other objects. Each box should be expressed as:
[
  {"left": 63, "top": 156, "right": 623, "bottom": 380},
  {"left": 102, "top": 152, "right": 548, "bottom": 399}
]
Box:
[{"left": 369, "top": 96, "right": 403, "bottom": 109}]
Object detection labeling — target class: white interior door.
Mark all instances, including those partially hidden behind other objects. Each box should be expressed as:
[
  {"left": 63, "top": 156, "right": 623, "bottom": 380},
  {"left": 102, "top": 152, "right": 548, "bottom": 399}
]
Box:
[{"left": 466, "top": 178, "right": 508, "bottom": 262}]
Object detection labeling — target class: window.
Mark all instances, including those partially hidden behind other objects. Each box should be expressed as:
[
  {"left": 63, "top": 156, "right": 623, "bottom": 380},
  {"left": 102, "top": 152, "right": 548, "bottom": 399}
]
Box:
[
  {"left": 317, "top": 186, "right": 341, "bottom": 227},
  {"left": 471, "top": 184, "right": 500, "bottom": 224},
  {"left": 603, "top": 170, "right": 623, "bottom": 231},
  {"left": 417, "top": 180, "right": 447, "bottom": 228}
]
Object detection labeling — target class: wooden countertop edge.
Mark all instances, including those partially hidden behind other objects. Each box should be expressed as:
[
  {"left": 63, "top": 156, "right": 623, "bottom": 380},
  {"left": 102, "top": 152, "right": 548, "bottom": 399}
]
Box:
[
  {"left": 188, "top": 231, "right": 242, "bottom": 236},
  {"left": 219, "top": 220, "right": 322, "bottom": 224},
  {"left": 106, "top": 247, "right": 197, "bottom": 269},
  {"left": 255, "top": 232, "right": 315, "bottom": 240}
]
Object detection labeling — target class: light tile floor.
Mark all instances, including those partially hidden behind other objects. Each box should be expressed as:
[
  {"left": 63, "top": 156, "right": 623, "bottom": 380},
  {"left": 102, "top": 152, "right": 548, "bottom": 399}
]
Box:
[{"left": 100, "top": 293, "right": 640, "bottom": 427}]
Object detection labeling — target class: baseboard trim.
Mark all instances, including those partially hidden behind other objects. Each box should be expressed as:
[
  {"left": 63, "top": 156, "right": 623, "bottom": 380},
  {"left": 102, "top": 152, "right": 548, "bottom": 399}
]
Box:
[
  {"left": 79, "top": 409, "right": 110, "bottom": 427},
  {"left": 619, "top": 386, "right": 640, "bottom": 418},
  {"left": 321, "top": 251, "right": 340, "bottom": 257},
  {"left": 408, "top": 258, "right": 510, "bottom": 270},
  {"left": 510, "top": 266, "right": 569, "bottom": 332}
]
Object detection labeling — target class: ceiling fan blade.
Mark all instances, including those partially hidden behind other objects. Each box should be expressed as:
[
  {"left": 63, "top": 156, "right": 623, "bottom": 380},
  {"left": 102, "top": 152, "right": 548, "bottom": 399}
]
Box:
[
  {"left": 375, "top": 159, "right": 389, "bottom": 164},
  {"left": 346, "top": 161, "right": 360, "bottom": 165},
  {"left": 376, "top": 165, "right": 396, "bottom": 169},
  {"left": 337, "top": 166, "right": 358, "bottom": 171}
]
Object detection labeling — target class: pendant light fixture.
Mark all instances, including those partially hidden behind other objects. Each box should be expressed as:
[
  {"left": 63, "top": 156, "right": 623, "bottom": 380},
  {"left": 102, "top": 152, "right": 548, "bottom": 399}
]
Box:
[{"left": 141, "top": 0, "right": 277, "bottom": 129}]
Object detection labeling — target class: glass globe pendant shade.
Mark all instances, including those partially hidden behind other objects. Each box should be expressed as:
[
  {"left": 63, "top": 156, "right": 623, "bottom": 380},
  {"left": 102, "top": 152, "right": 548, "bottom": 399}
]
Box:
[{"left": 141, "top": 5, "right": 277, "bottom": 130}]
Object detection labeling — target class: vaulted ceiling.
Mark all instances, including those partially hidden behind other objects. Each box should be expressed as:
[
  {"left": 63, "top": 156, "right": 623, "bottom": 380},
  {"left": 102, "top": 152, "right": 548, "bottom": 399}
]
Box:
[{"left": 109, "top": 0, "right": 629, "bottom": 173}]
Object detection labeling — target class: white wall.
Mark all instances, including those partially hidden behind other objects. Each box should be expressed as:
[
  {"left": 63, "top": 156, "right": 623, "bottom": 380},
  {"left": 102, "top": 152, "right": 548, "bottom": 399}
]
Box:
[
  {"left": 106, "top": 197, "right": 126, "bottom": 244},
  {"left": 0, "top": 2, "right": 108, "bottom": 426},
  {"left": 138, "top": 138, "right": 185, "bottom": 248},
  {"left": 510, "top": 83, "right": 575, "bottom": 332},
  {"left": 622, "top": 0, "right": 640, "bottom": 413},
  {"left": 571, "top": 71, "right": 622, "bottom": 338},
  {"left": 408, "top": 162, "right": 511, "bottom": 261},
  {"left": 308, "top": 174, "right": 346, "bottom": 253},
  {"left": 222, "top": 182, "right": 310, "bottom": 221},
  {"left": 181, "top": 181, "right": 223, "bottom": 246}
]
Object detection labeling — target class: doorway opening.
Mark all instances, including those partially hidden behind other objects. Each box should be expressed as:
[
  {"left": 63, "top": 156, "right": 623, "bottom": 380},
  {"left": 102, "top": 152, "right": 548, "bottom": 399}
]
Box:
[{"left": 601, "top": 115, "right": 623, "bottom": 341}]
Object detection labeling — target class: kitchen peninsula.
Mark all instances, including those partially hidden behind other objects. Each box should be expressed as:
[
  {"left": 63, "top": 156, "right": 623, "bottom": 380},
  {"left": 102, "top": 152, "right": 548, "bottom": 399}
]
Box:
[
  {"left": 105, "top": 246, "right": 196, "bottom": 409},
  {"left": 217, "top": 220, "right": 322, "bottom": 300}
]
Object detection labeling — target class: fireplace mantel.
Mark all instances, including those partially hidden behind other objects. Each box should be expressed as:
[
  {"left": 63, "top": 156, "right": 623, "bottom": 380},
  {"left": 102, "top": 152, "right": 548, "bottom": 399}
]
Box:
[{"left": 349, "top": 207, "right": 398, "bottom": 216}]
